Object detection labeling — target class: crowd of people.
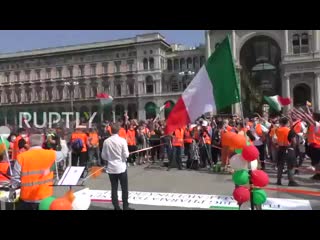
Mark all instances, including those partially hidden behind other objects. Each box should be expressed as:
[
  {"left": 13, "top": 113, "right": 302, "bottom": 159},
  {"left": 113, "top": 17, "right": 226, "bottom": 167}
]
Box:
[{"left": 1, "top": 105, "right": 320, "bottom": 209}]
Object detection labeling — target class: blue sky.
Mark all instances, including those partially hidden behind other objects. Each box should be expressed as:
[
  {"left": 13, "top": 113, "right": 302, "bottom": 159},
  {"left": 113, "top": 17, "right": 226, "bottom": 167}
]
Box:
[{"left": 0, "top": 30, "right": 204, "bottom": 53}]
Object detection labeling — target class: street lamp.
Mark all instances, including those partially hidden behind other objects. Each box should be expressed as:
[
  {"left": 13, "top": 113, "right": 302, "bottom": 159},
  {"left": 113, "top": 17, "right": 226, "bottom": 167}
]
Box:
[{"left": 64, "top": 80, "right": 79, "bottom": 114}]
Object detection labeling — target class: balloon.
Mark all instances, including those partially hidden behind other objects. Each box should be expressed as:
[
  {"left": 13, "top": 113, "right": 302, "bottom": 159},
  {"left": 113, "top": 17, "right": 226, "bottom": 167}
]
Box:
[
  {"left": 64, "top": 190, "right": 75, "bottom": 203},
  {"left": 242, "top": 145, "right": 260, "bottom": 162},
  {"left": 232, "top": 169, "right": 249, "bottom": 185},
  {"left": 39, "top": 196, "right": 56, "bottom": 210},
  {"left": 50, "top": 197, "right": 72, "bottom": 210},
  {"left": 0, "top": 138, "right": 10, "bottom": 150},
  {"left": 230, "top": 154, "right": 248, "bottom": 170},
  {"left": 72, "top": 194, "right": 91, "bottom": 210},
  {"left": 230, "top": 134, "right": 247, "bottom": 149},
  {"left": 252, "top": 188, "right": 267, "bottom": 205},
  {"left": 221, "top": 131, "right": 237, "bottom": 147},
  {"left": 251, "top": 170, "right": 269, "bottom": 187},
  {"left": 249, "top": 160, "right": 258, "bottom": 170},
  {"left": 233, "top": 186, "right": 250, "bottom": 204},
  {"left": 235, "top": 149, "right": 243, "bottom": 154}
]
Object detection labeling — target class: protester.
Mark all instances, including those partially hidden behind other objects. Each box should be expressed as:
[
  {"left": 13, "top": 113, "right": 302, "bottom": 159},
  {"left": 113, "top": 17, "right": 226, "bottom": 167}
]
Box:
[{"left": 101, "top": 123, "right": 134, "bottom": 210}]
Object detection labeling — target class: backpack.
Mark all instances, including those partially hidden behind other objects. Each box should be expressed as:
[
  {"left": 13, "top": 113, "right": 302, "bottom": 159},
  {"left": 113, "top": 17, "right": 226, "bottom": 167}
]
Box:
[{"left": 71, "top": 138, "right": 83, "bottom": 153}]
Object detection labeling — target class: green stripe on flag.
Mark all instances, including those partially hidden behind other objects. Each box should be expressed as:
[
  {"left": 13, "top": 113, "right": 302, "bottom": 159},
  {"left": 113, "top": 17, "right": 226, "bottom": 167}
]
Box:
[
  {"left": 209, "top": 206, "right": 240, "bottom": 210},
  {"left": 205, "top": 35, "right": 240, "bottom": 110}
]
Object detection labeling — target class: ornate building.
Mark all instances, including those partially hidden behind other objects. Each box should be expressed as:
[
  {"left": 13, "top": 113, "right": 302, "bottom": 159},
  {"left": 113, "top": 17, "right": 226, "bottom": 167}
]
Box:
[
  {"left": 206, "top": 30, "right": 320, "bottom": 116},
  {"left": 0, "top": 32, "right": 205, "bottom": 125}
]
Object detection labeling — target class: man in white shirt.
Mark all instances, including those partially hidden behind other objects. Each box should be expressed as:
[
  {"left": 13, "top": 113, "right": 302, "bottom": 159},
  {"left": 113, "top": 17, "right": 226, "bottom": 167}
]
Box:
[{"left": 101, "top": 123, "right": 134, "bottom": 210}]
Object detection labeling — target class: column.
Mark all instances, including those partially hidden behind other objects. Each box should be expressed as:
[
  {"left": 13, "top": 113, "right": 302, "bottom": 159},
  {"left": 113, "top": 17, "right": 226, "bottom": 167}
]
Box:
[
  {"left": 284, "top": 30, "right": 289, "bottom": 55},
  {"left": 232, "top": 30, "right": 236, "bottom": 61},
  {"left": 205, "top": 30, "right": 211, "bottom": 59},
  {"left": 159, "top": 79, "right": 162, "bottom": 93},
  {"left": 315, "top": 72, "right": 320, "bottom": 112},
  {"left": 85, "top": 80, "right": 90, "bottom": 98},
  {"left": 283, "top": 73, "right": 290, "bottom": 113},
  {"left": 21, "top": 87, "right": 25, "bottom": 103},
  {"left": 313, "top": 30, "right": 320, "bottom": 52}
]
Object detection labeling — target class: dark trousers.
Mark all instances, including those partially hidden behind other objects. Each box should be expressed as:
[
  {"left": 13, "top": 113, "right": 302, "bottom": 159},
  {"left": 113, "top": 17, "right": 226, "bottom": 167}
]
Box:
[
  {"left": 16, "top": 200, "right": 39, "bottom": 210},
  {"left": 211, "top": 147, "right": 221, "bottom": 165},
  {"left": 184, "top": 143, "right": 191, "bottom": 161},
  {"left": 108, "top": 170, "right": 129, "bottom": 209},
  {"left": 72, "top": 151, "right": 88, "bottom": 168},
  {"left": 150, "top": 142, "right": 160, "bottom": 161},
  {"left": 127, "top": 145, "right": 137, "bottom": 163},
  {"left": 200, "top": 144, "right": 212, "bottom": 168},
  {"left": 256, "top": 144, "right": 265, "bottom": 169},
  {"left": 277, "top": 147, "right": 296, "bottom": 182},
  {"left": 88, "top": 147, "right": 101, "bottom": 166},
  {"left": 170, "top": 146, "right": 182, "bottom": 169}
]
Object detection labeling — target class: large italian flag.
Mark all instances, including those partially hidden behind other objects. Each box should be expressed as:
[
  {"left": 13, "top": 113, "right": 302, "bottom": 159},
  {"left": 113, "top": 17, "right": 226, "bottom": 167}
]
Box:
[
  {"left": 264, "top": 95, "right": 291, "bottom": 112},
  {"left": 165, "top": 36, "right": 240, "bottom": 134}
]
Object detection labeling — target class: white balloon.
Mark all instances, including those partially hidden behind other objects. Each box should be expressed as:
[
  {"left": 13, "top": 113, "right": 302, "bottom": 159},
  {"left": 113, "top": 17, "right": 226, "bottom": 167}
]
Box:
[
  {"left": 229, "top": 154, "right": 248, "bottom": 170},
  {"left": 249, "top": 160, "right": 258, "bottom": 170},
  {"left": 72, "top": 194, "right": 91, "bottom": 210}
]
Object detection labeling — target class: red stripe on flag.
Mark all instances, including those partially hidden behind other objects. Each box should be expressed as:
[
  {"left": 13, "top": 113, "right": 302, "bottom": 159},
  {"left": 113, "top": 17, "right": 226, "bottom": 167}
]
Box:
[
  {"left": 278, "top": 96, "right": 291, "bottom": 106},
  {"left": 165, "top": 97, "right": 190, "bottom": 134}
]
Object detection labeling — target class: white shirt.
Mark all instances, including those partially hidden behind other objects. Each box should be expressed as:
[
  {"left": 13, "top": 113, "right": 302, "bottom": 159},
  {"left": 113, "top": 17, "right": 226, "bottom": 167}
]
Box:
[
  {"left": 252, "top": 123, "right": 269, "bottom": 146},
  {"left": 101, "top": 134, "right": 129, "bottom": 174}
]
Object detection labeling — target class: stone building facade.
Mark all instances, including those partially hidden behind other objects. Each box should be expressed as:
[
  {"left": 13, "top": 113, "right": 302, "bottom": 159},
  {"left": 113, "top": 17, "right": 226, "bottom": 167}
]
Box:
[
  {"left": 0, "top": 32, "right": 205, "bottom": 125},
  {"left": 206, "top": 30, "right": 320, "bottom": 115}
]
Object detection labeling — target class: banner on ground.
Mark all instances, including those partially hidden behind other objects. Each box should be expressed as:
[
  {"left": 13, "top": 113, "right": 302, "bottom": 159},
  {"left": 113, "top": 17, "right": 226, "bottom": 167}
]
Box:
[{"left": 75, "top": 189, "right": 312, "bottom": 210}]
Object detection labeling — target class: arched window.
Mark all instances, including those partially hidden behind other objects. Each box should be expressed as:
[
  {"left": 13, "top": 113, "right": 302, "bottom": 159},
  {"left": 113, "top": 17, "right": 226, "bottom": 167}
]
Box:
[
  {"left": 116, "top": 84, "right": 121, "bottom": 96},
  {"left": 301, "top": 33, "right": 309, "bottom": 53},
  {"left": 292, "top": 34, "right": 300, "bottom": 54},
  {"left": 193, "top": 57, "right": 198, "bottom": 70},
  {"left": 149, "top": 58, "right": 154, "bottom": 70},
  {"left": 174, "top": 59, "right": 179, "bottom": 71},
  {"left": 170, "top": 75, "right": 179, "bottom": 92},
  {"left": 143, "top": 58, "right": 148, "bottom": 70},
  {"left": 146, "top": 76, "right": 153, "bottom": 94},
  {"left": 115, "top": 104, "right": 125, "bottom": 118},
  {"left": 144, "top": 102, "right": 157, "bottom": 119},
  {"left": 200, "top": 56, "right": 205, "bottom": 67},
  {"left": 167, "top": 59, "right": 173, "bottom": 71},
  {"left": 180, "top": 58, "right": 186, "bottom": 71},
  {"left": 187, "top": 58, "right": 192, "bottom": 69},
  {"left": 164, "top": 100, "right": 175, "bottom": 119}
]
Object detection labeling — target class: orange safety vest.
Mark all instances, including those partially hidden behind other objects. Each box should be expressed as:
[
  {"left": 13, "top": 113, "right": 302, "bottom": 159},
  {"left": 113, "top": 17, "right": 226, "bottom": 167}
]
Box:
[
  {"left": 202, "top": 131, "right": 211, "bottom": 145},
  {"left": 226, "top": 125, "right": 233, "bottom": 132},
  {"left": 71, "top": 132, "right": 88, "bottom": 152},
  {"left": 127, "top": 129, "right": 136, "bottom": 146},
  {"left": 12, "top": 136, "right": 29, "bottom": 160},
  {"left": 0, "top": 161, "right": 9, "bottom": 182},
  {"left": 118, "top": 128, "right": 127, "bottom": 139},
  {"left": 184, "top": 128, "right": 193, "bottom": 144},
  {"left": 293, "top": 121, "right": 302, "bottom": 134},
  {"left": 172, "top": 128, "right": 184, "bottom": 147},
  {"left": 89, "top": 132, "right": 99, "bottom": 147},
  {"left": 269, "top": 126, "right": 278, "bottom": 138},
  {"left": 308, "top": 125, "right": 315, "bottom": 144},
  {"left": 255, "top": 124, "right": 263, "bottom": 137},
  {"left": 312, "top": 124, "right": 320, "bottom": 145},
  {"left": 193, "top": 127, "right": 199, "bottom": 141},
  {"left": 275, "top": 126, "right": 290, "bottom": 146},
  {"left": 17, "top": 148, "right": 56, "bottom": 201}
]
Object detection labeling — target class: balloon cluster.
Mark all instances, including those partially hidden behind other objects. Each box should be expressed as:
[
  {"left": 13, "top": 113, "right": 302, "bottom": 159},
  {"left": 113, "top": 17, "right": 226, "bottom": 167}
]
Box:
[
  {"left": 230, "top": 145, "right": 269, "bottom": 207},
  {"left": 39, "top": 190, "right": 91, "bottom": 210}
]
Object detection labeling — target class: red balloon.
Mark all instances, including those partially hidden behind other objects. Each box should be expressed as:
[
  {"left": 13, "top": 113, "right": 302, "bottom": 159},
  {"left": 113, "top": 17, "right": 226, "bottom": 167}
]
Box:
[
  {"left": 50, "top": 197, "right": 72, "bottom": 210},
  {"left": 251, "top": 170, "right": 269, "bottom": 187},
  {"left": 242, "top": 145, "right": 259, "bottom": 162},
  {"left": 233, "top": 186, "right": 250, "bottom": 204}
]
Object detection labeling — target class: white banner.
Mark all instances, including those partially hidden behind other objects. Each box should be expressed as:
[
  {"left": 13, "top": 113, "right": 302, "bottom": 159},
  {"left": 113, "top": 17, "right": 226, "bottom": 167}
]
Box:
[{"left": 75, "top": 189, "right": 312, "bottom": 210}]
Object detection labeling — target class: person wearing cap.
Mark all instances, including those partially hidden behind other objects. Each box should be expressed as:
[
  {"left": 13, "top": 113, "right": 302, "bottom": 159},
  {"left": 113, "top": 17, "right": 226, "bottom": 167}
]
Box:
[
  {"left": 11, "top": 134, "right": 64, "bottom": 210},
  {"left": 199, "top": 120, "right": 212, "bottom": 169}
]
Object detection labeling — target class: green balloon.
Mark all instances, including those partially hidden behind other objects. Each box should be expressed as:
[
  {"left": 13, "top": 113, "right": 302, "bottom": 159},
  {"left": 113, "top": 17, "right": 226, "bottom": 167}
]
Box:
[
  {"left": 235, "top": 149, "right": 243, "bottom": 154},
  {"left": 39, "top": 196, "right": 56, "bottom": 210},
  {"left": 252, "top": 189, "right": 267, "bottom": 205},
  {"left": 232, "top": 169, "right": 249, "bottom": 185},
  {"left": 0, "top": 138, "right": 9, "bottom": 150}
]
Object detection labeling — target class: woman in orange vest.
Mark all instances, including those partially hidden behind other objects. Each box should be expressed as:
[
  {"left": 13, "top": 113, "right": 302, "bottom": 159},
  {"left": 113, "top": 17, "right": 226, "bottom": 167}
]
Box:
[
  {"left": 169, "top": 128, "right": 184, "bottom": 170},
  {"left": 88, "top": 128, "right": 101, "bottom": 166},
  {"left": 199, "top": 121, "right": 212, "bottom": 169},
  {"left": 127, "top": 123, "right": 137, "bottom": 166},
  {"left": 12, "top": 128, "right": 30, "bottom": 160},
  {"left": 11, "top": 134, "right": 65, "bottom": 210}
]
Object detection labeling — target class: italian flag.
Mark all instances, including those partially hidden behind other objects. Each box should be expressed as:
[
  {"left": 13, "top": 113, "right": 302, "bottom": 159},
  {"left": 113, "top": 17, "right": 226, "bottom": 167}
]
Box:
[
  {"left": 165, "top": 36, "right": 240, "bottom": 134},
  {"left": 96, "top": 93, "right": 113, "bottom": 106},
  {"left": 264, "top": 95, "right": 291, "bottom": 112}
]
